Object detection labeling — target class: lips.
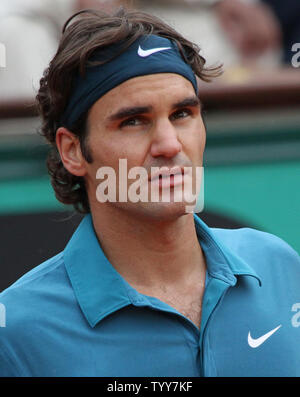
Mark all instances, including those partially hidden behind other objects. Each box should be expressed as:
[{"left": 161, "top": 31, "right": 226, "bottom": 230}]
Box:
[
  {"left": 149, "top": 166, "right": 184, "bottom": 188},
  {"left": 149, "top": 166, "right": 183, "bottom": 182}
]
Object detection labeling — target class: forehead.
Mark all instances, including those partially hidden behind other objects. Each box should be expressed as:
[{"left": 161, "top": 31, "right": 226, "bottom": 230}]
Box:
[{"left": 89, "top": 73, "right": 196, "bottom": 117}]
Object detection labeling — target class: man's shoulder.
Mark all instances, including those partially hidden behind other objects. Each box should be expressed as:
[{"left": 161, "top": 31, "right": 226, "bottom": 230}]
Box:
[
  {"left": 0, "top": 251, "right": 72, "bottom": 312},
  {"left": 0, "top": 251, "right": 78, "bottom": 376},
  {"left": 209, "top": 228, "right": 300, "bottom": 292},
  {"left": 0, "top": 250, "right": 76, "bottom": 335},
  {"left": 211, "top": 226, "right": 300, "bottom": 272}
]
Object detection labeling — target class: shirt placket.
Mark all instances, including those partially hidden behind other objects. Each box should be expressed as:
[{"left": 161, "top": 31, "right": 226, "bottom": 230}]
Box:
[{"left": 199, "top": 275, "right": 234, "bottom": 377}]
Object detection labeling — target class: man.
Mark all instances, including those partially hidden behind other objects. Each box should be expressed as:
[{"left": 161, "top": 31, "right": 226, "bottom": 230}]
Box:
[
  {"left": 213, "top": 0, "right": 300, "bottom": 64},
  {"left": 262, "top": 0, "right": 300, "bottom": 64},
  {"left": 138, "top": 0, "right": 300, "bottom": 66},
  {"left": 0, "top": 8, "right": 300, "bottom": 377}
]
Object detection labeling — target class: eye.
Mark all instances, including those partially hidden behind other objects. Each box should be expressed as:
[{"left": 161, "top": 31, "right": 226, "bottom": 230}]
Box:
[
  {"left": 119, "top": 116, "right": 146, "bottom": 129},
  {"left": 170, "top": 108, "right": 192, "bottom": 121}
]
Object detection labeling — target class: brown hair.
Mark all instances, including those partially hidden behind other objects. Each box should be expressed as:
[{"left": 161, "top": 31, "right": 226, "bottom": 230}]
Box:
[{"left": 36, "top": 7, "right": 222, "bottom": 214}]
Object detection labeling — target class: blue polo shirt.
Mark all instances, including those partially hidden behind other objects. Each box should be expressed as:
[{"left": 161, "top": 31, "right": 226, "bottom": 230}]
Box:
[{"left": 1, "top": 214, "right": 300, "bottom": 377}]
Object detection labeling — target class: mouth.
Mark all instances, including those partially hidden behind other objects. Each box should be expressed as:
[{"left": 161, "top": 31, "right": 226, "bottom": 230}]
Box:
[{"left": 149, "top": 166, "right": 184, "bottom": 188}]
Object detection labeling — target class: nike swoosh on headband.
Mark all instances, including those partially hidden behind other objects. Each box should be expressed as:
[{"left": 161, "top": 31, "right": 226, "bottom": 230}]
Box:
[
  {"left": 60, "top": 35, "right": 198, "bottom": 128},
  {"left": 137, "top": 45, "right": 171, "bottom": 57},
  {"left": 248, "top": 324, "right": 282, "bottom": 348}
]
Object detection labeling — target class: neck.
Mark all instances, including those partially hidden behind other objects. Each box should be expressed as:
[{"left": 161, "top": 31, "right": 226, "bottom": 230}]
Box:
[{"left": 90, "top": 204, "right": 206, "bottom": 289}]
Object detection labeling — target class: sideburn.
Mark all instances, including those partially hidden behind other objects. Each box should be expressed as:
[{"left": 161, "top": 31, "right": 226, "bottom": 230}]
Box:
[{"left": 71, "top": 112, "right": 94, "bottom": 164}]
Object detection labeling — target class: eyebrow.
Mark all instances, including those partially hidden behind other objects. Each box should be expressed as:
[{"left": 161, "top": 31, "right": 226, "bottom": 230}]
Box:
[
  {"left": 108, "top": 106, "right": 152, "bottom": 122},
  {"left": 172, "top": 96, "right": 201, "bottom": 110},
  {"left": 107, "top": 95, "right": 201, "bottom": 122}
]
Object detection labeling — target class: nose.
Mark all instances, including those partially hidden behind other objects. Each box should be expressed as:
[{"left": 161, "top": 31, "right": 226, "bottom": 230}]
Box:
[{"left": 150, "top": 119, "right": 182, "bottom": 158}]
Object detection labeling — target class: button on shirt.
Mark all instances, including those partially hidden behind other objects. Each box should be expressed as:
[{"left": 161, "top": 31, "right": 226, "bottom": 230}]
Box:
[{"left": 1, "top": 214, "right": 300, "bottom": 377}]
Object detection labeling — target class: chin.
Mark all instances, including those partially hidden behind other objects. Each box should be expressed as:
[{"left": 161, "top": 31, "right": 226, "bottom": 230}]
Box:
[{"left": 121, "top": 200, "right": 194, "bottom": 222}]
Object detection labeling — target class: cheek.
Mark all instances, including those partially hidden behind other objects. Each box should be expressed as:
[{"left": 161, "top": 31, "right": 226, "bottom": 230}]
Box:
[
  {"left": 182, "top": 121, "right": 206, "bottom": 157},
  {"left": 194, "top": 119, "right": 206, "bottom": 150},
  {"left": 89, "top": 135, "right": 146, "bottom": 173}
]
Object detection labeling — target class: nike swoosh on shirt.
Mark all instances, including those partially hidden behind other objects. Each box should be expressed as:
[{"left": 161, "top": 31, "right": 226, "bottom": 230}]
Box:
[
  {"left": 137, "top": 45, "right": 171, "bottom": 57},
  {"left": 248, "top": 324, "right": 282, "bottom": 348}
]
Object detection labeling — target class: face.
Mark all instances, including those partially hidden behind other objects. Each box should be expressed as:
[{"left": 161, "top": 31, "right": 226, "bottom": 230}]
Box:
[{"left": 84, "top": 73, "right": 206, "bottom": 221}]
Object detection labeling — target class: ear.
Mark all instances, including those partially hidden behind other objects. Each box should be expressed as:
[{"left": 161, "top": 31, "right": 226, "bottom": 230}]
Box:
[{"left": 56, "top": 127, "right": 87, "bottom": 177}]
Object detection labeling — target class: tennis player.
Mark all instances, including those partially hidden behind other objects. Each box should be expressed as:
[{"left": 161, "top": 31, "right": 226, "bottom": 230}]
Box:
[{"left": 1, "top": 8, "right": 300, "bottom": 377}]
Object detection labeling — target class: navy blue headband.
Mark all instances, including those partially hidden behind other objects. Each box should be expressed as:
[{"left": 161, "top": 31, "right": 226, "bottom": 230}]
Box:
[{"left": 60, "top": 35, "right": 198, "bottom": 129}]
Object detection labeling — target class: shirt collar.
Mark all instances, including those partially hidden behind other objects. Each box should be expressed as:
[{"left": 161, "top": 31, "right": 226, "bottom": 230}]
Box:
[
  {"left": 193, "top": 215, "right": 261, "bottom": 286},
  {"left": 63, "top": 215, "right": 132, "bottom": 328},
  {"left": 64, "top": 214, "right": 261, "bottom": 328}
]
